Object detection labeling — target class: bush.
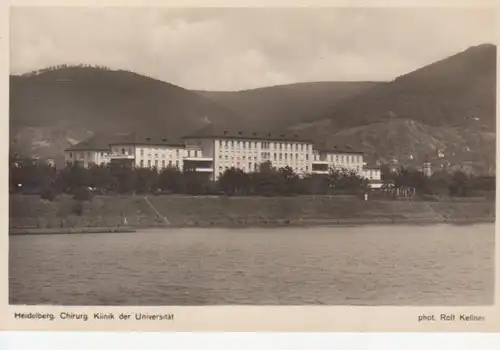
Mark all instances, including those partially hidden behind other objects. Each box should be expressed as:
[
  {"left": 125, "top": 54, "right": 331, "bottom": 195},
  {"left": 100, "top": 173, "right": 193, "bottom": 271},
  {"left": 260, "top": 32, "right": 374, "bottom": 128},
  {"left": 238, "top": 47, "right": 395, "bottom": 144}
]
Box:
[
  {"left": 73, "top": 187, "right": 93, "bottom": 202},
  {"left": 72, "top": 201, "right": 83, "bottom": 216},
  {"left": 40, "top": 187, "right": 56, "bottom": 201}
]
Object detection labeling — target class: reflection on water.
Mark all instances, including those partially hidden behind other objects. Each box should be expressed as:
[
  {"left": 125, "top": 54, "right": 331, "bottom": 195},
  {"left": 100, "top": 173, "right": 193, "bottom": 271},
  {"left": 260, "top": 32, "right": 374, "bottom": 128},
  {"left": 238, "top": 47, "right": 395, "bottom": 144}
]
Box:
[{"left": 9, "top": 224, "right": 494, "bottom": 305}]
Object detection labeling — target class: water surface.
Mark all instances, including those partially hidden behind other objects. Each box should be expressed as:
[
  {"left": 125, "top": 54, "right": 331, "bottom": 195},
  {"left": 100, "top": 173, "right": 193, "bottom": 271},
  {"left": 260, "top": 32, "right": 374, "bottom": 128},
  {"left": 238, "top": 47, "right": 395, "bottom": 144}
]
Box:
[{"left": 9, "top": 224, "right": 495, "bottom": 305}]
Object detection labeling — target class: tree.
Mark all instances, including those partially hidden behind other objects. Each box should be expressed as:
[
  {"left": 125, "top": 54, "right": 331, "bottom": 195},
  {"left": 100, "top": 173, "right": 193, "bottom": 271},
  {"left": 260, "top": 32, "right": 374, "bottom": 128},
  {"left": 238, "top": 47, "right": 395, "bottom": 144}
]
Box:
[
  {"left": 449, "top": 170, "right": 469, "bottom": 197},
  {"left": 158, "top": 166, "right": 184, "bottom": 193},
  {"left": 135, "top": 167, "right": 158, "bottom": 193},
  {"left": 328, "top": 168, "right": 367, "bottom": 194},
  {"left": 218, "top": 167, "right": 249, "bottom": 195}
]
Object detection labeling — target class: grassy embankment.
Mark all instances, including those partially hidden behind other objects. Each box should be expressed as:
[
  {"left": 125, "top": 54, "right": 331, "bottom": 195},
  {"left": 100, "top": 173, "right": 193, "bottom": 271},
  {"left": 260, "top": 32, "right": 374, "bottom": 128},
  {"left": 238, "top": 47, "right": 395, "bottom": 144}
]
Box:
[{"left": 9, "top": 194, "right": 495, "bottom": 234}]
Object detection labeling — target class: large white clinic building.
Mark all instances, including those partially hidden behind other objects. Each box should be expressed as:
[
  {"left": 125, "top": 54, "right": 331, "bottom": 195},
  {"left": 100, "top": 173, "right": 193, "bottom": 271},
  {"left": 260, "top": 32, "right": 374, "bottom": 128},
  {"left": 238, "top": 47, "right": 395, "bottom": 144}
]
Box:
[{"left": 64, "top": 125, "right": 380, "bottom": 181}]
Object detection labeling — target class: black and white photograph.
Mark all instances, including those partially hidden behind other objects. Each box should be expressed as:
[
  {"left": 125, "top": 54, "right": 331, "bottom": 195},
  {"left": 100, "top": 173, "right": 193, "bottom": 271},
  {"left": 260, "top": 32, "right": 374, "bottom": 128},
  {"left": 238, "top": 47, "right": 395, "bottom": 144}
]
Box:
[{"left": 8, "top": 5, "right": 496, "bottom": 310}]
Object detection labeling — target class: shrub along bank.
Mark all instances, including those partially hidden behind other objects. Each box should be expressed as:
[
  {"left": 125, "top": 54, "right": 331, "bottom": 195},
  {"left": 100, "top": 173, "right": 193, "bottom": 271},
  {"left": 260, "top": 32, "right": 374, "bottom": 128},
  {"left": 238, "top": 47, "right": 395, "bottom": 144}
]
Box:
[{"left": 9, "top": 193, "right": 494, "bottom": 230}]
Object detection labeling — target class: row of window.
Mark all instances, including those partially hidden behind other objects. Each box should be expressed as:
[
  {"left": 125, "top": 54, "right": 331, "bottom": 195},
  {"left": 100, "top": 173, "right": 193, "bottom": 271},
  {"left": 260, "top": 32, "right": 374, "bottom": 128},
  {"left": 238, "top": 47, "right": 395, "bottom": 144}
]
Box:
[
  {"left": 219, "top": 140, "right": 310, "bottom": 151},
  {"left": 139, "top": 149, "right": 182, "bottom": 157},
  {"left": 217, "top": 164, "right": 310, "bottom": 173},
  {"left": 314, "top": 154, "right": 363, "bottom": 163},
  {"left": 217, "top": 153, "right": 310, "bottom": 162},
  {"left": 139, "top": 159, "right": 180, "bottom": 168}
]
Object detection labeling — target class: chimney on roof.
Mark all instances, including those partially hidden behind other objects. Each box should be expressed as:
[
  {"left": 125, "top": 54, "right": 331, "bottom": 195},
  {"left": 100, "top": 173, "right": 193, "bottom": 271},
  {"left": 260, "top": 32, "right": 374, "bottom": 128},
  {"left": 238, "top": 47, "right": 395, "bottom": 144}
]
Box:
[
  {"left": 238, "top": 131, "right": 242, "bottom": 135},
  {"left": 223, "top": 131, "right": 228, "bottom": 135},
  {"left": 162, "top": 137, "right": 167, "bottom": 142},
  {"left": 252, "top": 132, "right": 257, "bottom": 136},
  {"left": 146, "top": 137, "right": 151, "bottom": 141}
]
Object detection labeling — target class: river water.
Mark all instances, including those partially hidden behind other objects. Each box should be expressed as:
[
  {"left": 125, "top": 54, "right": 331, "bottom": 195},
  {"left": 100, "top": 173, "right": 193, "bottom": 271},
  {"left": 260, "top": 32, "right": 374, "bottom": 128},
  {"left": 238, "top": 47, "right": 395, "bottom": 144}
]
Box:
[{"left": 9, "top": 224, "right": 494, "bottom": 305}]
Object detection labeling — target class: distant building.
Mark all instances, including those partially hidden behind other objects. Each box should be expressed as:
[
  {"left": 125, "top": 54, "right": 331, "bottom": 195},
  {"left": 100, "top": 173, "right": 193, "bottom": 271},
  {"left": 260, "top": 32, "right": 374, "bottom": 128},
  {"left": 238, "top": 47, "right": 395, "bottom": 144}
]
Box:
[
  {"left": 363, "top": 165, "right": 383, "bottom": 189},
  {"left": 184, "top": 125, "right": 315, "bottom": 180},
  {"left": 312, "top": 144, "right": 364, "bottom": 176},
  {"left": 63, "top": 125, "right": 380, "bottom": 182}
]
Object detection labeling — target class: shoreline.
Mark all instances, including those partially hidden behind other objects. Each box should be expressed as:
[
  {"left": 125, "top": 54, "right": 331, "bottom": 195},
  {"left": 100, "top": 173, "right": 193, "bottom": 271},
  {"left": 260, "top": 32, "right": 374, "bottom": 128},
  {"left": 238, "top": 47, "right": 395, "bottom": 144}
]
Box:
[{"left": 9, "top": 217, "right": 495, "bottom": 235}]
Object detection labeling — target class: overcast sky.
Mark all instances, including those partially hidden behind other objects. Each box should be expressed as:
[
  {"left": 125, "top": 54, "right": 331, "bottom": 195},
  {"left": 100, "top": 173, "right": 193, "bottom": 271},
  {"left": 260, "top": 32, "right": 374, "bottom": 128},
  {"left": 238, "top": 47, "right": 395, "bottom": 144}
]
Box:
[{"left": 10, "top": 7, "right": 496, "bottom": 91}]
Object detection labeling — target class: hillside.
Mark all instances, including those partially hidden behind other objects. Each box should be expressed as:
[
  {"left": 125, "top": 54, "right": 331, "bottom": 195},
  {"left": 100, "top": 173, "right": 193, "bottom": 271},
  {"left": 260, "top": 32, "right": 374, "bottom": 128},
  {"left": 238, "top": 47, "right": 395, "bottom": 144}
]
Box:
[
  {"left": 196, "top": 81, "right": 380, "bottom": 131},
  {"left": 292, "top": 44, "right": 497, "bottom": 173},
  {"left": 10, "top": 65, "right": 245, "bottom": 163},
  {"left": 306, "top": 44, "right": 496, "bottom": 130}
]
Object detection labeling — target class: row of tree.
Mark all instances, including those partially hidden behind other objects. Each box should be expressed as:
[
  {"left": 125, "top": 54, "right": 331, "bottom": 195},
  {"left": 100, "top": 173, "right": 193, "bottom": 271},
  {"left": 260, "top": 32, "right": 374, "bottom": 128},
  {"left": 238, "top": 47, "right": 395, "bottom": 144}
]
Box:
[
  {"left": 9, "top": 161, "right": 495, "bottom": 201},
  {"left": 381, "top": 165, "right": 495, "bottom": 198},
  {"left": 10, "top": 161, "right": 370, "bottom": 199}
]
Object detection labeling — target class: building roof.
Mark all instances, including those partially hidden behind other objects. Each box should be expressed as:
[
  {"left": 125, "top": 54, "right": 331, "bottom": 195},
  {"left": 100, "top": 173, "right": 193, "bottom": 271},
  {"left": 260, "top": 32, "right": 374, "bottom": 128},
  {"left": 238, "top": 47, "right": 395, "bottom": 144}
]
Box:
[
  {"left": 65, "top": 135, "right": 110, "bottom": 151},
  {"left": 110, "top": 132, "right": 185, "bottom": 147},
  {"left": 183, "top": 124, "right": 313, "bottom": 143},
  {"left": 314, "top": 143, "right": 363, "bottom": 154},
  {"left": 65, "top": 132, "right": 185, "bottom": 152}
]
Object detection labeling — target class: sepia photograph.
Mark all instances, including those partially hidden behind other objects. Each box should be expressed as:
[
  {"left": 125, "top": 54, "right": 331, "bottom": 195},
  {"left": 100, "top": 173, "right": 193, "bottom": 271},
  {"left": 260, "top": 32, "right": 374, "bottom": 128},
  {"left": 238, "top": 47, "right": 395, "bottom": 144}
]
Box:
[{"left": 7, "top": 5, "right": 496, "bottom": 312}]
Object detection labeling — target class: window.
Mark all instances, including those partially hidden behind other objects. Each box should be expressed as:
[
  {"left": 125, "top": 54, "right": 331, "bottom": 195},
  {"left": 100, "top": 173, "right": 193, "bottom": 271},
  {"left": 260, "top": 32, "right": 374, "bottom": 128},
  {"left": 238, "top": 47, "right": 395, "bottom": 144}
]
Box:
[
  {"left": 249, "top": 142, "right": 252, "bottom": 149},
  {"left": 295, "top": 144, "right": 298, "bottom": 151},
  {"left": 121, "top": 148, "right": 125, "bottom": 155},
  {"left": 155, "top": 153, "right": 158, "bottom": 158},
  {"left": 155, "top": 160, "right": 158, "bottom": 167},
  {"left": 243, "top": 141, "right": 246, "bottom": 149},
  {"left": 148, "top": 160, "right": 152, "bottom": 167},
  {"left": 168, "top": 160, "right": 172, "bottom": 166},
  {"left": 243, "top": 155, "right": 246, "bottom": 160},
  {"left": 225, "top": 141, "right": 228, "bottom": 147},
  {"left": 249, "top": 162, "right": 252, "bottom": 169},
  {"left": 225, "top": 155, "right": 228, "bottom": 160},
  {"left": 296, "top": 154, "right": 298, "bottom": 159},
  {"left": 300, "top": 144, "right": 303, "bottom": 151},
  {"left": 129, "top": 148, "right": 133, "bottom": 155},
  {"left": 279, "top": 143, "right": 282, "bottom": 150},
  {"left": 254, "top": 163, "right": 258, "bottom": 171},
  {"left": 176, "top": 160, "right": 179, "bottom": 167},
  {"left": 69, "top": 152, "right": 73, "bottom": 158},
  {"left": 176, "top": 150, "right": 179, "bottom": 157},
  {"left": 188, "top": 150, "right": 191, "bottom": 157},
  {"left": 285, "top": 154, "right": 287, "bottom": 160},
  {"left": 274, "top": 154, "right": 277, "bottom": 160},
  {"left": 306, "top": 154, "right": 309, "bottom": 160},
  {"left": 341, "top": 156, "right": 344, "bottom": 162},
  {"left": 279, "top": 154, "right": 282, "bottom": 160},
  {"left": 140, "top": 149, "right": 144, "bottom": 156},
  {"left": 219, "top": 140, "right": 223, "bottom": 147}
]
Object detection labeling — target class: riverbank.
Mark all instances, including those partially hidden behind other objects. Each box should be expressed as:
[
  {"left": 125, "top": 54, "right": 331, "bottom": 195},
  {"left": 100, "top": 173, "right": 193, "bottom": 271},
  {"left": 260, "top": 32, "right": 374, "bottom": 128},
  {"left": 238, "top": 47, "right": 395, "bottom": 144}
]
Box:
[{"left": 9, "top": 194, "right": 495, "bottom": 232}]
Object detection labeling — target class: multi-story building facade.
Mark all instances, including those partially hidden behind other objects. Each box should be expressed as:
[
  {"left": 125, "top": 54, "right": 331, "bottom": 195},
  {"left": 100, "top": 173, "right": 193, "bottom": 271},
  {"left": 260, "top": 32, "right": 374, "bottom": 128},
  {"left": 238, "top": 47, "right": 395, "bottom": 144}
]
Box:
[
  {"left": 64, "top": 126, "right": 380, "bottom": 183},
  {"left": 312, "top": 145, "right": 364, "bottom": 176},
  {"left": 183, "top": 125, "right": 314, "bottom": 180}
]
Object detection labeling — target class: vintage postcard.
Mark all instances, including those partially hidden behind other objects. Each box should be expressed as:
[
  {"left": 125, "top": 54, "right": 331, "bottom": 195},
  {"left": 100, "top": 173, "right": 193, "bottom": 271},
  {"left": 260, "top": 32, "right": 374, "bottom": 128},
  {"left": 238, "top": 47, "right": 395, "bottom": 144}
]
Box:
[{"left": 0, "top": 0, "right": 498, "bottom": 332}]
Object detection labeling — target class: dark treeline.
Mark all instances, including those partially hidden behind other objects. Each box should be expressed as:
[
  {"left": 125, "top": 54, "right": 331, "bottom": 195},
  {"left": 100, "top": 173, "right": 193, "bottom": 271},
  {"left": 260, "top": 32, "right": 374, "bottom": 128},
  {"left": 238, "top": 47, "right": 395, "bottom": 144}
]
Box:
[
  {"left": 20, "top": 64, "right": 113, "bottom": 77},
  {"left": 9, "top": 161, "right": 495, "bottom": 202},
  {"left": 381, "top": 165, "right": 495, "bottom": 198}
]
